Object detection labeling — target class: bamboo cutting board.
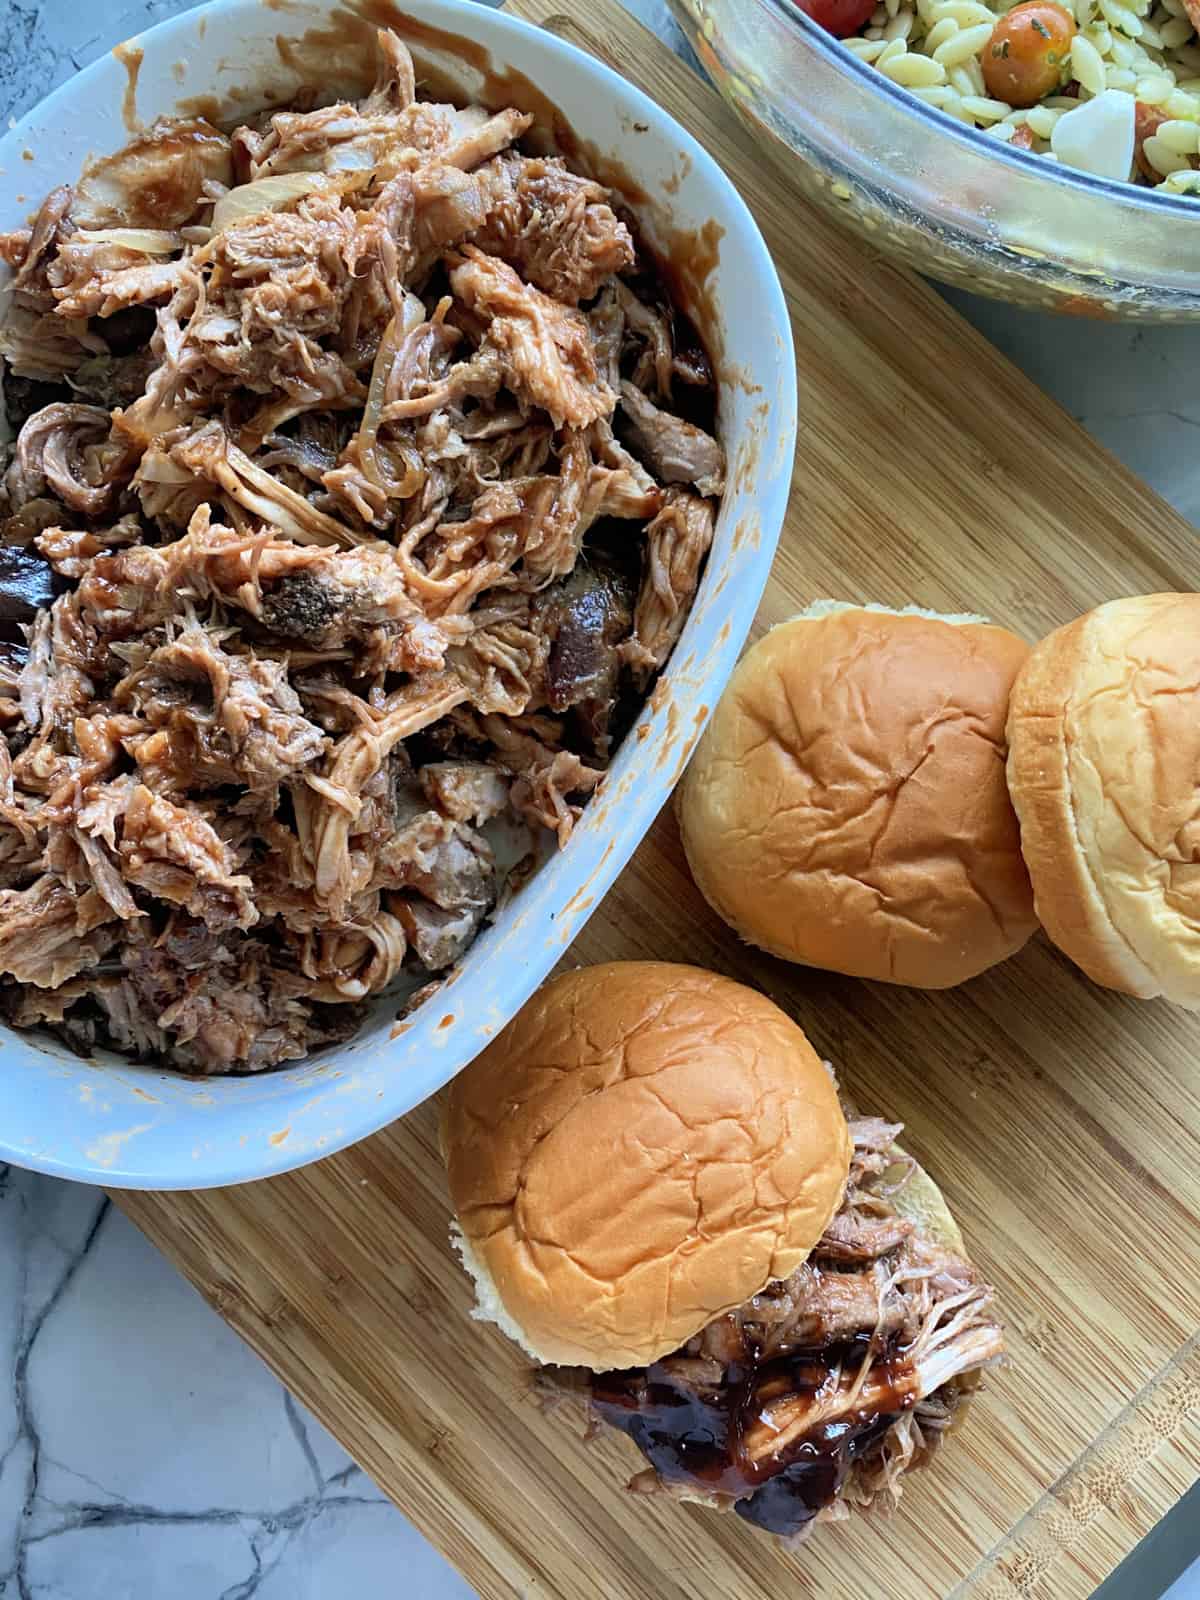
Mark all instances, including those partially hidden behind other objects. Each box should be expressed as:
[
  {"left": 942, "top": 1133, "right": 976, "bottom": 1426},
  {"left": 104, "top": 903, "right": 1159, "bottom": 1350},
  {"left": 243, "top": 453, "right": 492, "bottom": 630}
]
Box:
[{"left": 118, "top": 2, "right": 1200, "bottom": 1596}]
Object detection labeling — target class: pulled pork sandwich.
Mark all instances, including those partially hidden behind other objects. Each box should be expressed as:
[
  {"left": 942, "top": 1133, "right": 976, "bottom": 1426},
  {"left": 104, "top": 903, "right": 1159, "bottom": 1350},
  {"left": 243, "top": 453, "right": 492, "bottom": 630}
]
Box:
[
  {"left": 677, "top": 601, "right": 1038, "bottom": 989},
  {"left": 443, "top": 962, "right": 1005, "bottom": 1539},
  {"left": 0, "top": 30, "right": 724, "bottom": 1074}
]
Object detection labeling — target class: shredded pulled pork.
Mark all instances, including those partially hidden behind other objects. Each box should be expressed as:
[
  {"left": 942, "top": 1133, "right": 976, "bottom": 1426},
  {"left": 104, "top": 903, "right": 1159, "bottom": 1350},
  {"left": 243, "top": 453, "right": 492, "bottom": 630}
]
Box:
[
  {"left": 0, "top": 31, "right": 724, "bottom": 1075},
  {"left": 587, "top": 1117, "right": 1005, "bottom": 1539}
]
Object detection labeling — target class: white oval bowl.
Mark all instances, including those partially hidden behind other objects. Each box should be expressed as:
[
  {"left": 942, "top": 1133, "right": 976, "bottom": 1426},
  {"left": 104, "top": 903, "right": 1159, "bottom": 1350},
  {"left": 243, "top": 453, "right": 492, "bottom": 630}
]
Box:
[{"left": 0, "top": 0, "right": 796, "bottom": 1188}]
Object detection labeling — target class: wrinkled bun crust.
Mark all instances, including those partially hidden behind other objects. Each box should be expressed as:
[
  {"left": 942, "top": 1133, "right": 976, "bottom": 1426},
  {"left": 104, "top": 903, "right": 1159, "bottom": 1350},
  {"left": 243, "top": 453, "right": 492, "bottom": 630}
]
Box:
[
  {"left": 677, "top": 604, "right": 1038, "bottom": 988},
  {"left": 443, "top": 962, "right": 852, "bottom": 1370},
  {"left": 1007, "top": 594, "right": 1200, "bottom": 1007}
]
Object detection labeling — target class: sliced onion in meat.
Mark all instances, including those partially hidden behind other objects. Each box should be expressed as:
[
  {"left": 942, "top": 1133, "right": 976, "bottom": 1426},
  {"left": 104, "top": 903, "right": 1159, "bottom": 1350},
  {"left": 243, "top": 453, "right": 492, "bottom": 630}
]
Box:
[
  {"left": 210, "top": 170, "right": 371, "bottom": 233},
  {"left": 357, "top": 314, "right": 401, "bottom": 491},
  {"left": 359, "top": 319, "right": 424, "bottom": 496},
  {"left": 211, "top": 173, "right": 327, "bottom": 233},
  {"left": 350, "top": 301, "right": 426, "bottom": 499},
  {"left": 135, "top": 446, "right": 194, "bottom": 485},
  {"left": 73, "top": 228, "right": 183, "bottom": 254},
  {"left": 324, "top": 142, "right": 382, "bottom": 173}
]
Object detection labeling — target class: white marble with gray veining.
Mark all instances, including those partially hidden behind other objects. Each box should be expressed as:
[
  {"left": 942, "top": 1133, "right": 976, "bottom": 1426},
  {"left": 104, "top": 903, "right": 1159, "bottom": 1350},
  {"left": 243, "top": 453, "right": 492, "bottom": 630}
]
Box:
[
  {"left": 0, "top": 1166, "right": 477, "bottom": 1599},
  {"left": 1, "top": 0, "right": 1199, "bottom": 1595}
]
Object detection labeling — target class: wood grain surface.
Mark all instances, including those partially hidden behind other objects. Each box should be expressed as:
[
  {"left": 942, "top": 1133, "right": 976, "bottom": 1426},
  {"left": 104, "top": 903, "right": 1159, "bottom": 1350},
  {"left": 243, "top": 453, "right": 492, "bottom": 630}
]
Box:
[{"left": 118, "top": 3, "right": 1200, "bottom": 1595}]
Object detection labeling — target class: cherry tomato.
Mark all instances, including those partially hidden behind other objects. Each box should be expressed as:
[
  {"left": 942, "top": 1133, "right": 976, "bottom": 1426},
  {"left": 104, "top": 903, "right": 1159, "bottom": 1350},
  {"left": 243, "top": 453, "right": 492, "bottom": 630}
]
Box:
[
  {"left": 1134, "top": 100, "right": 1170, "bottom": 180},
  {"left": 981, "top": 1, "right": 1076, "bottom": 108},
  {"left": 796, "top": 0, "right": 879, "bottom": 39}
]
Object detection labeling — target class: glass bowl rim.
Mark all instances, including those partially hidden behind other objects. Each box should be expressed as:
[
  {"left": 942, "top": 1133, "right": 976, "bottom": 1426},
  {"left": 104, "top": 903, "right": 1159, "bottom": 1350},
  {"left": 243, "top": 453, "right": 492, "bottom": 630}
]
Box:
[{"left": 746, "top": 0, "right": 1200, "bottom": 220}]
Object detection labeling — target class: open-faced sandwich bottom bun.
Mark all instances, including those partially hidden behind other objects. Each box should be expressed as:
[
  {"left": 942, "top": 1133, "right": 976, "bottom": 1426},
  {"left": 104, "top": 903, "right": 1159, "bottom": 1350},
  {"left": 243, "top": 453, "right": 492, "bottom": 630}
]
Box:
[
  {"left": 677, "top": 602, "right": 1038, "bottom": 989},
  {"left": 1007, "top": 593, "right": 1200, "bottom": 1007},
  {"left": 443, "top": 962, "right": 1005, "bottom": 1538}
]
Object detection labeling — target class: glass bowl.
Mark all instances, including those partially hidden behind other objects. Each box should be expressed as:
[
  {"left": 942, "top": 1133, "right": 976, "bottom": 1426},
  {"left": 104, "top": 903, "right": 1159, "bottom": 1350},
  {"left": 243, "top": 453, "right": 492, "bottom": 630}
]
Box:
[{"left": 670, "top": 0, "right": 1200, "bottom": 318}]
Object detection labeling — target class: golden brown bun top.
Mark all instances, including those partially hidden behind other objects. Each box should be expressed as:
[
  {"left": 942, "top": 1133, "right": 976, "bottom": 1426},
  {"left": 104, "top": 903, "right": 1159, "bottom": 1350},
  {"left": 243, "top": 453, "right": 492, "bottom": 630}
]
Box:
[
  {"left": 677, "top": 605, "right": 1038, "bottom": 988},
  {"left": 1007, "top": 593, "right": 1200, "bottom": 1007},
  {"left": 443, "top": 962, "right": 852, "bottom": 1370}
]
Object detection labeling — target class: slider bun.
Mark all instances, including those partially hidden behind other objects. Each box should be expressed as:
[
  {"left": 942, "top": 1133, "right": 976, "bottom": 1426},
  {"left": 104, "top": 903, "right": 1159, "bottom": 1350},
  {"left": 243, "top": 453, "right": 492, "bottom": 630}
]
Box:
[
  {"left": 1006, "top": 593, "right": 1200, "bottom": 1006},
  {"left": 677, "top": 601, "right": 1038, "bottom": 988},
  {"left": 443, "top": 962, "right": 852, "bottom": 1370},
  {"left": 888, "top": 1150, "right": 964, "bottom": 1252}
]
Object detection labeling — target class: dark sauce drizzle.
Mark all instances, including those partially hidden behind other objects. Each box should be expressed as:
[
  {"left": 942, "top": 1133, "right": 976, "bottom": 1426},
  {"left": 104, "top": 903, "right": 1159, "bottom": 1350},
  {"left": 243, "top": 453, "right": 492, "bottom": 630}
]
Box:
[{"left": 589, "top": 1334, "right": 912, "bottom": 1537}]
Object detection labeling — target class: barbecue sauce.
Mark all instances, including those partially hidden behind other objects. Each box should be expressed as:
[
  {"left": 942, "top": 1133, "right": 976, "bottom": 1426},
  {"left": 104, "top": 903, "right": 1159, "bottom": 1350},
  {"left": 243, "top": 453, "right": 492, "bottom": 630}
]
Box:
[
  {"left": 0, "top": 549, "right": 58, "bottom": 622},
  {"left": 590, "top": 1337, "right": 912, "bottom": 1538}
]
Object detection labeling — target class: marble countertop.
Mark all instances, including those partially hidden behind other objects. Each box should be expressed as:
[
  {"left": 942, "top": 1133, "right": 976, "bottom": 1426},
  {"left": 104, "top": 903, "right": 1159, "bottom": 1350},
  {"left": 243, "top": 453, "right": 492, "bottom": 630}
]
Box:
[
  {"left": 1, "top": 1, "right": 1198, "bottom": 1596},
  {"left": 0, "top": 1170, "right": 474, "bottom": 1600}
]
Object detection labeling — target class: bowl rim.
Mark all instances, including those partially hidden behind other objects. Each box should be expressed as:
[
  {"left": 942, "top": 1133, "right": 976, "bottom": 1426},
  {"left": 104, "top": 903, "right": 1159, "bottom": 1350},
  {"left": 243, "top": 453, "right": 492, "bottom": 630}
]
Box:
[
  {"left": 0, "top": 0, "right": 798, "bottom": 1188},
  {"left": 758, "top": 0, "right": 1200, "bottom": 219}
]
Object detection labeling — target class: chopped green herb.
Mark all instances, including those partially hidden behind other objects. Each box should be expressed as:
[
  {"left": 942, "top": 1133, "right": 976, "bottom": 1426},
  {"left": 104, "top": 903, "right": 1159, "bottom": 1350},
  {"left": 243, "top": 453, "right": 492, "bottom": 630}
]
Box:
[{"left": 1030, "top": 17, "right": 1051, "bottom": 37}]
